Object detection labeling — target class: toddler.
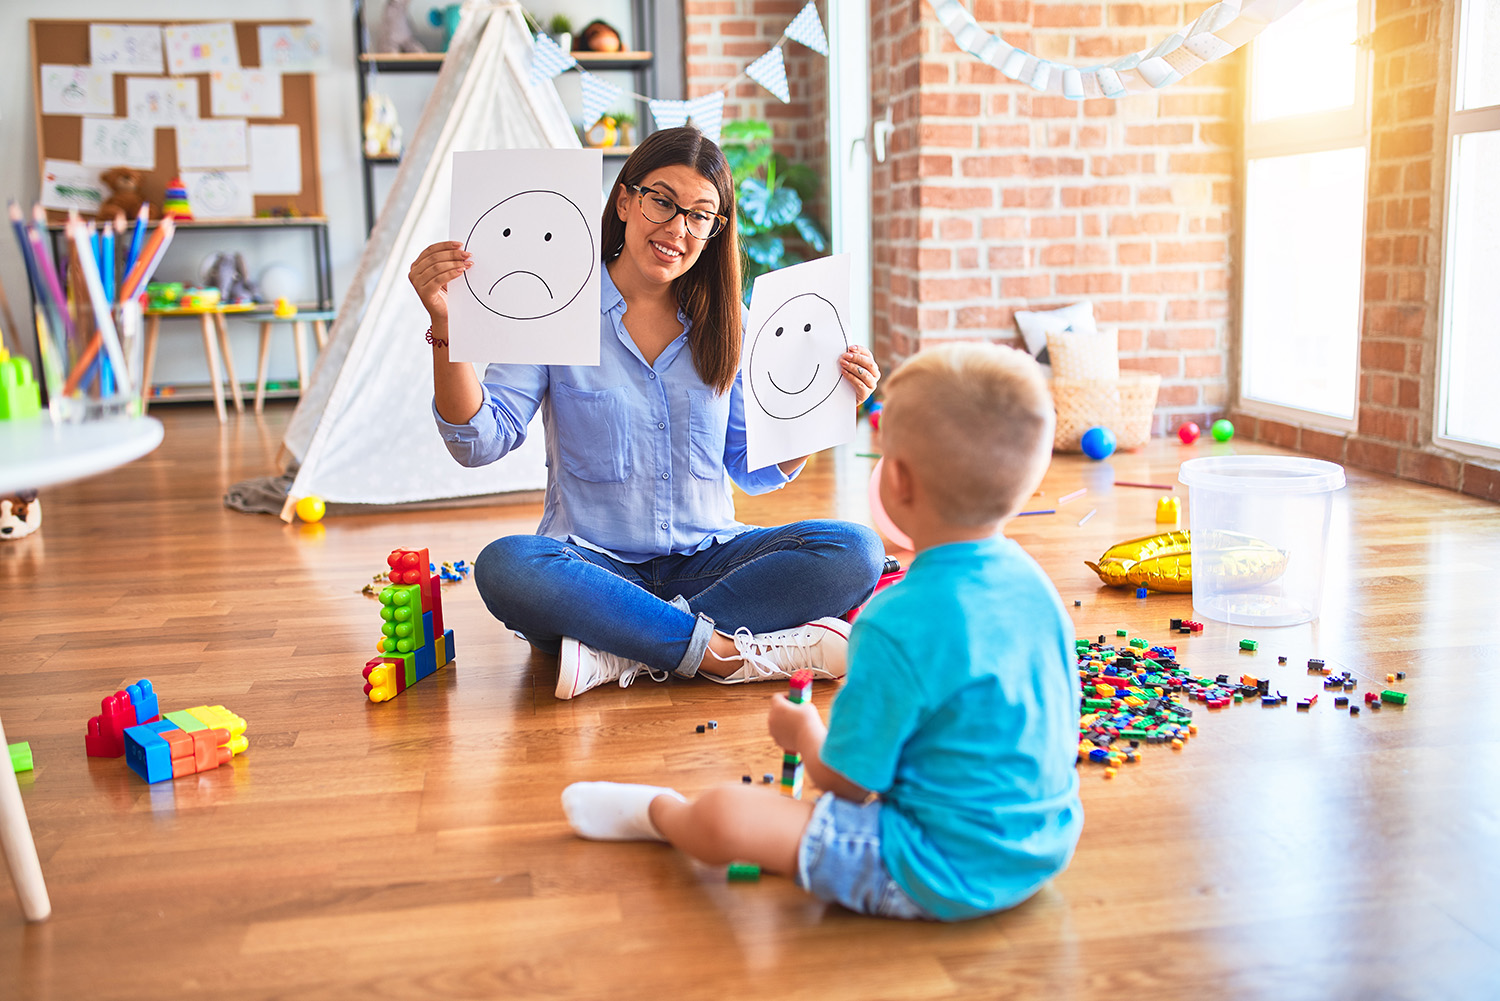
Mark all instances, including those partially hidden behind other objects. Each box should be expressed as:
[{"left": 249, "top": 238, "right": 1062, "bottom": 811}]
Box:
[{"left": 562, "top": 342, "right": 1082, "bottom": 920}]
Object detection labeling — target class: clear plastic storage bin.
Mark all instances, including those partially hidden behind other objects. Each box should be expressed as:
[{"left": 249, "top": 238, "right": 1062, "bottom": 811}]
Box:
[{"left": 1177, "top": 455, "right": 1347, "bottom": 627}]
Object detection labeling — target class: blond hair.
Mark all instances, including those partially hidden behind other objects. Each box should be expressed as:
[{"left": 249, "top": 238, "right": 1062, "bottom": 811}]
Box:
[{"left": 879, "top": 343, "right": 1054, "bottom": 525}]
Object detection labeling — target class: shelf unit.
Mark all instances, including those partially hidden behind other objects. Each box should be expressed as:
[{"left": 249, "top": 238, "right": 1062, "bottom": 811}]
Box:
[{"left": 353, "top": 1, "right": 676, "bottom": 234}]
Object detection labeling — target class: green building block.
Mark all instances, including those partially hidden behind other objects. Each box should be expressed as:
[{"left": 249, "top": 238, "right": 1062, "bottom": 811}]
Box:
[
  {"left": 1380, "top": 690, "right": 1408, "bottom": 705},
  {"left": 727, "top": 863, "right": 761, "bottom": 882},
  {"left": 0, "top": 355, "right": 42, "bottom": 420},
  {"left": 9, "top": 741, "right": 33, "bottom": 772},
  {"left": 164, "top": 709, "right": 209, "bottom": 732},
  {"left": 1239, "top": 639, "right": 1258, "bottom": 651},
  {"left": 1116, "top": 629, "right": 1128, "bottom": 637}
]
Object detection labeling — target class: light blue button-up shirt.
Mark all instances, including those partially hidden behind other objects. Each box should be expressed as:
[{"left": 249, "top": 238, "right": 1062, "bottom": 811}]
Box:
[{"left": 434, "top": 264, "right": 799, "bottom": 562}]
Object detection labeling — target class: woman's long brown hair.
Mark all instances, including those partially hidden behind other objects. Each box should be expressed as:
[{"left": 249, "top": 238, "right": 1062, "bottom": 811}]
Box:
[{"left": 601, "top": 127, "right": 742, "bottom": 395}]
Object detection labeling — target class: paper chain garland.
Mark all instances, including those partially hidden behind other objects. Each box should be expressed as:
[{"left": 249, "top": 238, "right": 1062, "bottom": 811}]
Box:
[
  {"left": 528, "top": 0, "right": 829, "bottom": 144},
  {"left": 928, "top": 0, "right": 1305, "bottom": 99}
]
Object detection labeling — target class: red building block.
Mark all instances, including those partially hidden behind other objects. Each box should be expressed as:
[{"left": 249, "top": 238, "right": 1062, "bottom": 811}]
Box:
[{"left": 85, "top": 691, "right": 139, "bottom": 757}]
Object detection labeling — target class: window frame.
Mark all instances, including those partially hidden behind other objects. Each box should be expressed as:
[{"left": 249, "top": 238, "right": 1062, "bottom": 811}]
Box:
[
  {"left": 1237, "top": 0, "right": 1374, "bottom": 433},
  {"left": 1434, "top": 0, "right": 1500, "bottom": 462}
]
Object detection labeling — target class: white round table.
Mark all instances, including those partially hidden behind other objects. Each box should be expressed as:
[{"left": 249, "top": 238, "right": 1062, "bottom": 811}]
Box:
[{"left": 0, "top": 416, "right": 164, "bottom": 493}]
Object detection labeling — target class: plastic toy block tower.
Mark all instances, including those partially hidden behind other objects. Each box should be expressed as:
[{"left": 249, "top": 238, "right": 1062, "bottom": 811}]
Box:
[
  {"left": 84, "top": 679, "right": 160, "bottom": 757},
  {"left": 362, "top": 547, "right": 457, "bottom": 702},
  {"left": 781, "top": 669, "right": 813, "bottom": 798},
  {"left": 121, "top": 704, "right": 248, "bottom": 784}
]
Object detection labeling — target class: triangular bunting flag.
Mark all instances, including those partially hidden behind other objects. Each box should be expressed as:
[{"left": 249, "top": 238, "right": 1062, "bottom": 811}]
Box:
[
  {"left": 785, "top": 1, "right": 829, "bottom": 56},
  {"left": 578, "top": 70, "right": 623, "bottom": 128},
  {"left": 528, "top": 32, "right": 576, "bottom": 87},
  {"left": 648, "top": 99, "right": 691, "bottom": 130},
  {"left": 745, "top": 45, "right": 790, "bottom": 103},
  {"left": 686, "top": 91, "right": 726, "bottom": 143}
]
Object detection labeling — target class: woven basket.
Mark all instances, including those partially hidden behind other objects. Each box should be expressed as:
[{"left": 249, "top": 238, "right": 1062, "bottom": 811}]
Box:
[{"left": 1051, "top": 371, "right": 1161, "bottom": 452}]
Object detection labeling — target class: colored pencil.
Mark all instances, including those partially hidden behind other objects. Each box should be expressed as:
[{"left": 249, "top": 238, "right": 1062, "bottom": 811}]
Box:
[
  {"left": 32, "top": 205, "right": 68, "bottom": 304},
  {"left": 99, "top": 220, "right": 117, "bottom": 394},
  {"left": 1057, "top": 487, "right": 1088, "bottom": 506},
  {"left": 1016, "top": 509, "right": 1056, "bottom": 517},
  {"left": 125, "top": 205, "right": 147, "bottom": 281},
  {"left": 119, "top": 217, "right": 174, "bottom": 302},
  {"left": 1077, "top": 508, "right": 1097, "bottom": 527},
  {"left": 65, "top": 216, "right": 133, "bottom": 400},
  {"left": 1112, "top": 481, "right": 1174, "bottom": 490},
  {"left": 7, "top": 203, "right": 66, "bottom": 401},
  {"left": 20, "top": 208, "right": 74, "bottom": 344},
  {"left": 855, "top": 452, "right": 881, "bottom": 459}
]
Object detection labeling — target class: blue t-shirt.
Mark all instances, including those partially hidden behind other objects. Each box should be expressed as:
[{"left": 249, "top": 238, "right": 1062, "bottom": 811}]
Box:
[{"left": 820, "top": 536, "right": 1083, "bottom": 921}]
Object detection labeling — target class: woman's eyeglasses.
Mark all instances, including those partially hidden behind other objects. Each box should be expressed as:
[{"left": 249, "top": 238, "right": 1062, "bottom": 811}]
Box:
[{"left": 629, "top": 184, "right": 726, "bottom": 240}]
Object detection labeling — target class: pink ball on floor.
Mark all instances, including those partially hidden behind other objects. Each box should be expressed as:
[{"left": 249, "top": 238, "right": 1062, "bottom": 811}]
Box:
[{"left": 1177, "top": 422, "right": 1201, "bottom": 445}]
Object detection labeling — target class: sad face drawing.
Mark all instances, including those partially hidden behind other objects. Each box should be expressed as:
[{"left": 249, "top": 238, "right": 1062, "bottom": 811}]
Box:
[
  {"left": 747, "top": 293, "right": 849, "bottom": 420},
  {"left": 463, "top": 190, "right": 595, "bottom": 320}
]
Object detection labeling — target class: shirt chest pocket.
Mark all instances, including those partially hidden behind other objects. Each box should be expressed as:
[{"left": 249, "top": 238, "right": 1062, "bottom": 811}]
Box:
[
  {"left": 687, "top": 389, "right": 728, "bottom": 480},
  {"left": 553, "top": 383, "right": 632, "bottom": 483}
]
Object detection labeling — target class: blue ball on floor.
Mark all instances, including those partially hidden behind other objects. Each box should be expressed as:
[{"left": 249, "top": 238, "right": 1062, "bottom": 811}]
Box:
[{"left": 1081, "top": 426, "right": 1117, "bottom": 460}]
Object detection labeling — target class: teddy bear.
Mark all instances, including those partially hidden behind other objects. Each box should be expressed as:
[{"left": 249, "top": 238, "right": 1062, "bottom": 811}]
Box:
[
  {"left": 575, "top": 20, "right": 623, "bottom": 52},
  {"left": 98, "top": 167, "right": 148, "bottom": 223},
  {"left": 0, "top": 491, "right": 42, "bottom": 540}
]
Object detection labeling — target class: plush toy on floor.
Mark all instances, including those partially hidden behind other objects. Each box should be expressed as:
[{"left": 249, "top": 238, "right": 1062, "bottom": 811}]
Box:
[{"left": 0, "top": 491, "right": 42, "bottom": 540}]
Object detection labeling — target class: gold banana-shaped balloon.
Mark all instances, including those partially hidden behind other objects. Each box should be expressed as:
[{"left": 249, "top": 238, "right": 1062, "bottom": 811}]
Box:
[{"left": 1085, "top": 530, "right": 1287, "bottom": 593}]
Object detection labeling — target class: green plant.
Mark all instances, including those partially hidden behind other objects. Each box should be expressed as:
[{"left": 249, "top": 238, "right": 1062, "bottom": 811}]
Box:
[
  {"left": 548, "top": 13, "right": 573, "bottom": 36},
  {"left": 719, "top": 119, "right": 828, "bottom": 295},
  {"left": 610, "top": 110, "right": 636, "bottom": 126}
]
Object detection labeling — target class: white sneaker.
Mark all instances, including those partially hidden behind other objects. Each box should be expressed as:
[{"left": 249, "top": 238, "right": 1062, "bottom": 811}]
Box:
[
  {"left": 703, "top": 617, "right": 852, "bottom": 685},
  {"left": 556, "top": 637, "right": 669, "bottom": 700}
]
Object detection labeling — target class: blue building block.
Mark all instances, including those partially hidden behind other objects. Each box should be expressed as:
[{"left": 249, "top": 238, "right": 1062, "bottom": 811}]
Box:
[
  {"left": 442, "top": 628, "right": 455, "bottom": 665},
  {"left": 414, "top": 611, "right": 437, "bottom": 680},
  {"left": 124, "top": 719, "right": 180, "bottom": 783},
  {"left": 126, "top": 679, "right": 159, "bottom": 723}
]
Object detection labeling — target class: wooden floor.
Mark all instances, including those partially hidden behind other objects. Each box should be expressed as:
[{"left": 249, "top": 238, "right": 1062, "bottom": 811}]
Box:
[{"left": 2, "top": 402, "right": 1497, "bottom": 1001}]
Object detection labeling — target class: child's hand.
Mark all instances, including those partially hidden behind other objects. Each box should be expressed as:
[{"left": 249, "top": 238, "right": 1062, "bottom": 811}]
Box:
[
  {"left": 408, "top": 241, "right": 471, "bottom": 322},
  {"left": 768, "top": 693, "right": 825, "bottom": 754}
]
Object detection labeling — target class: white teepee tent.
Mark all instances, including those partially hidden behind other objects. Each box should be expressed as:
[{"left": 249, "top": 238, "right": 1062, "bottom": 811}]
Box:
[{"left": 273, "top": 2, "right": 580, "bottom": 518}]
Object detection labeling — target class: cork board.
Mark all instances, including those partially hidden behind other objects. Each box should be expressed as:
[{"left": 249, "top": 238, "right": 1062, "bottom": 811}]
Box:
[{"left": 30, "top": 18, "right": 324, "bottom": 223}]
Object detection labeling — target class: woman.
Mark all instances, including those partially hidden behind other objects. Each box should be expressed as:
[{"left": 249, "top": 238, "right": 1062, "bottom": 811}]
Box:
[{"left": 408, "top": 127, "right": 884, "bottom": 699}]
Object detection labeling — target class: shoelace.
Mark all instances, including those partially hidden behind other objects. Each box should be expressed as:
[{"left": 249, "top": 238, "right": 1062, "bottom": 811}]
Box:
[
  {"left": 619, "top": 663, "right": 669, "bottom": 688},
  {"left": 728, "top": 625, "right": 816, "bottom": 679}
]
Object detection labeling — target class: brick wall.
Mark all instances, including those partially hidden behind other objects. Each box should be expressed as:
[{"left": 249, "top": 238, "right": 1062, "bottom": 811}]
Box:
[
  {"left": 683, "top": 0, "right": 830, "bottom": 232},
  {"left": 1230, "top": 0, "right": 1498, "bottom": 501},
  {"left": 868, "top": 0, "right": 1240, "bottom": 435}
]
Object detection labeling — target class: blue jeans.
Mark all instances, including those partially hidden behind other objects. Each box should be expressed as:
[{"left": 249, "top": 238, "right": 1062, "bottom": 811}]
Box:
[
  {"left": 472, "top": 520, "right": 885, "bottom": 677},
  {"left": 797, "top": 793, "right": 937, "bottom": 920}
]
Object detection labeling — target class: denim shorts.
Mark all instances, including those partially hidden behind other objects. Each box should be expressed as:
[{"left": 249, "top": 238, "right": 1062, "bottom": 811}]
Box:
[{"left": 796, "top": 793, "right": 937, "bottom": 921}]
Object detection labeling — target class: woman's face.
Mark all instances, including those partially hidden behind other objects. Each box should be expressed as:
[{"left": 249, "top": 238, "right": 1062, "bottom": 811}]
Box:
[{"left": 614, "top": 164, "right": 721, "bottom": 286}]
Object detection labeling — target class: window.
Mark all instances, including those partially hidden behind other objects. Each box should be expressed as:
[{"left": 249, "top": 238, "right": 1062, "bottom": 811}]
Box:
[
  {"left": 1240, "top": 0, "right": 1371, "bottom": 428},
  {"left": 1437, "top": 0, "right": 1500, "bottom": 455}
]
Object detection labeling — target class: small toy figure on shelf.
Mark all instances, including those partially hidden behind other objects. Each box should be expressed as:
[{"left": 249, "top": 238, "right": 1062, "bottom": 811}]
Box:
[
  {"left": 98, "top": 167, "right": 147, "bottom": 222},
  {"left": 364, "top": 93, "right": 403, "bottom": 158},
  {"left": 575, "top": 18, "right": 623, "bottom": 52},
  {"left": 612, "top": 110, "right": 636, "bottom": 147},
  {"left": 585, "top": 116, "right": 620, "bottom": 148},
  {"left": 162, "top": 176, "right": 192, "bottom": 220},
  {"left": 375, "top": 0, "right": 426, "bottom": 53}
]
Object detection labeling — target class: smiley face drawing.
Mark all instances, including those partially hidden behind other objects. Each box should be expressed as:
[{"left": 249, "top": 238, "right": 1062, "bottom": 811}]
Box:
[
  {"left": 747, "top": 293, "right": 849, "bottom": 420},
  {"left": 463, "top": 190, "right": 594, "bottom": 320}
]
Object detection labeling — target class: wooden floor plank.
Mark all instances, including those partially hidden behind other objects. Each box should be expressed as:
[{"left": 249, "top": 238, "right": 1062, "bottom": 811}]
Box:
[{"left": 2, "top": 402, "right": 1497, "bottom": 1000}]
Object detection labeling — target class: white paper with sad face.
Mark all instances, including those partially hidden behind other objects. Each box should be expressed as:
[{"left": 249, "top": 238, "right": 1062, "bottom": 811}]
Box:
[
  {"left": 742, "top": 254, "right": 857, "bottom": 471},
  {"left": 447, "top": 148, "right": 603, "bottom": 365}
]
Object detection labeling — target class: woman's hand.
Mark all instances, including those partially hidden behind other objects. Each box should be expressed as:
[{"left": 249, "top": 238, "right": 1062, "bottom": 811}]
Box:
[
  {"left": 768, "top": 692, "right": 825, "bottom": 755},
  {"left": 841, "top": 344, "right": 881, "bottom": 406},
  {"left": 408, "top": 241, "right": 471, "bottom": 323}
]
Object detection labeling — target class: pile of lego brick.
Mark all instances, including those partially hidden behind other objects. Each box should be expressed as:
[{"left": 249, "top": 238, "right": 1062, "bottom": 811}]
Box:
[{"left": 1077, "top": 635, "right": 1201, "bottom": 777}]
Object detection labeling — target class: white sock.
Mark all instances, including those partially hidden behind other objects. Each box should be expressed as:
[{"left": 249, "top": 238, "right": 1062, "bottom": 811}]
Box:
[{"left": 561, "top": 782, "right": 686, "bottom": 841}]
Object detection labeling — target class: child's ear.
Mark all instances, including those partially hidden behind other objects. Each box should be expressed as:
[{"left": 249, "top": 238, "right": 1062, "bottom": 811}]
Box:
[{"left": 888, "top": 455, "right": 917, "bottom": 506}]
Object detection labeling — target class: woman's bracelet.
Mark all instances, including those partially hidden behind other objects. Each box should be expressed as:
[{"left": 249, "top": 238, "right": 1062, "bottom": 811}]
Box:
[{"left": 425, "top": 326, "right": 448, "bottom": 349}]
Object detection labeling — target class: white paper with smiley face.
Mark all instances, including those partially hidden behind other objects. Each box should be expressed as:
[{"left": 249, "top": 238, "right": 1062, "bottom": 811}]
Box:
[
  {"left": 447, "top": 148, "right": 603, "bottom": 365},
  {"left": 742, "top": 254, "right": 857, "bottom": 472}
]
